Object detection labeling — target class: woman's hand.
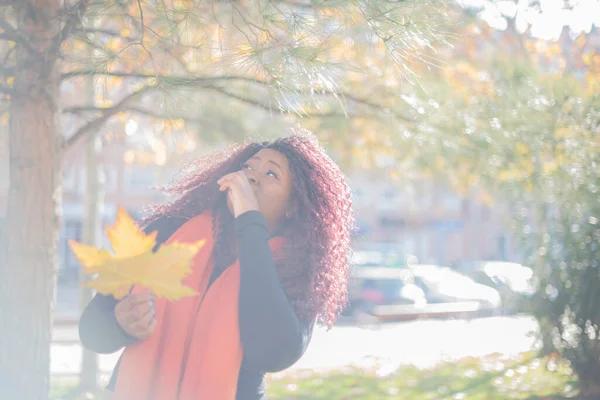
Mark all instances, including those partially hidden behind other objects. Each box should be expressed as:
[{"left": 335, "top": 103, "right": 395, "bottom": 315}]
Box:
[
  {"left": 217, "top": 171, "right": 259, "bottom": 218},
  {"left": 114, "top": 293, "right": 156, "bottom": 340}
]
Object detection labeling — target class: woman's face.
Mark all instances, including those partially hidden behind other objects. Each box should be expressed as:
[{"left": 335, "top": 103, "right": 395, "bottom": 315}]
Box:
[{"left": 236, "top": 148, "right": 294, "bottom": 234}]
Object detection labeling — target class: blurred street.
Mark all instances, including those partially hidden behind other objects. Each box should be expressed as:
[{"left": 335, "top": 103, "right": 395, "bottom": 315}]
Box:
[{"left": 51, "top": 314, "right": 538, "bottom": 381}]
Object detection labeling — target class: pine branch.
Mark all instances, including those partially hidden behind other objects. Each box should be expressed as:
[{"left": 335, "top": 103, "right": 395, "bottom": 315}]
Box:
[
  {"left": 64, "top": 86, "right": 153, "bottom": 149},
  {"left": 75, "top": 27, "right": 186, "bottom": 64}
]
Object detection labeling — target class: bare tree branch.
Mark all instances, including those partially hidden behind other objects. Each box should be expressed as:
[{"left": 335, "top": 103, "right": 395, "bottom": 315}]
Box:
[
  {"left": 201, "top": 84, "right": 288, "bottom": 114},
  {"left": 78, "top": 27, "right": 122, "bottom": 37},
  {"left": 51, "top": 0, "right": 89, "bottom": 55},
  {"left": 62, "top": 70, "right": 267, "bottom": 85},
  {"left": 63, "top": 68, "right": 414, "bottom": 124},
  {"left": 64, "top": 86, "right": 153, "bottom": 149},
  {"left": 0, "top": 17, "right": 39, "bottom": 57},
  {"left": 1, "top": 41, "right": 15, "bottom": 63},
  {"left": 265, "top": 0, "right": 333, "bottom": 12},
  {"left": 62, "top": 69, "right": 411, "bottom": 116},
  {"left": 205, "top": 84, "right": 415, "bottom": 123},
  {"left": 64, "top": 105, "right": 210, "bottom": 124},
  {"left": 0, "top": 33, "right": 16, "bottom": 41},
  {"left": 136, "top": 0, "right": 145, "bottom": 46},
  {"left": 63, "top": 87, "right": 359, "bottom": 120},
  {"left": 0, "top": 66, "right": 13, "bottom": 76},
  {"left": 0, "top": 84, "right": 13, "bottom": 95},
  {"left": 63, "top": 90, "right": 398, "bottom": 123}
]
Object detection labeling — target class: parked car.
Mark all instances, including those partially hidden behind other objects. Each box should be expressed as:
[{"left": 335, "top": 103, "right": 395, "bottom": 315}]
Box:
[
  {"left": 344, "top": 266, "right": 427, "bottom": 318},
  {"left": 409, "top": 264, "right": 502, "bottom": 315},
  {"left": 455, "top": 261, "right": 535, "bottom": 314}
]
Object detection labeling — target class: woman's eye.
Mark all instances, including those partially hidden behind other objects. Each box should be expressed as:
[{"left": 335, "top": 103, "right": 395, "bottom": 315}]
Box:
[
  {"left": 267, "top": 170, "right": 279, "bottom": 179},
  {"left": 242, "top": 164, "right": 252, "bottom": 170}
]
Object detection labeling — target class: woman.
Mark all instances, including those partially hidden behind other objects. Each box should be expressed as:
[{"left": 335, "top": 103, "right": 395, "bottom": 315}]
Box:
[{"left": 79, "top": 130, "right": 354, "bottom": 400}]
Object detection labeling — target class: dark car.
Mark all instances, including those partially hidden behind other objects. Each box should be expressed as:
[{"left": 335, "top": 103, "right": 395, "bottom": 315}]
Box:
[{"left": 344, "top": 267, "right": 427, "bottom": 319}]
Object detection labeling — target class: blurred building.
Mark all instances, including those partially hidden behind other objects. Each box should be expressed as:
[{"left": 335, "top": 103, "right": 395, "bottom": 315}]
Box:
[{"left": 349, "top": 171, "right": 520, "bottom": 267}]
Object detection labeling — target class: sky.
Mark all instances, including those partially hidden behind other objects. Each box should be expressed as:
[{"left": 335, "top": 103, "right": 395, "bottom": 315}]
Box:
[{"left": 456, "top": 0, "right": 600, "bottom": 40}]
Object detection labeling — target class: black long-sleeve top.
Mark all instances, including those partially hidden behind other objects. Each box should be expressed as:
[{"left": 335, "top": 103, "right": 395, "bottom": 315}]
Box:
[{"left": 78, "top": 211, "right": 315, "bottom": 400}]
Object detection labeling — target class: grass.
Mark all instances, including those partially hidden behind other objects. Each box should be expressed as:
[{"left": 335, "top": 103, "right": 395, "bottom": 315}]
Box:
[
  {"left": 265, "top": 352, "right": 577, "bottom": 400},
  {"left": 50, "top": 352, "right": 577, "bottom": 400}
]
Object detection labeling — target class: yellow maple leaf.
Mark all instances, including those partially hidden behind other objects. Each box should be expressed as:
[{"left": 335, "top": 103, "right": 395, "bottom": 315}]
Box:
[
  {"left": 69, "top": 207, "right": 202, "bottom": 301},
  {"left": 69, "top": 207, "right": 157, "bottom": 271},
  {"left": 106, "top": 207, "right": 158, "bottom": 258},
  {"left": 85, "top": 240, "right": 203, "bottom": 300},
  {"left": 68, "top": 242, "right": 112, "bottom": 273}
]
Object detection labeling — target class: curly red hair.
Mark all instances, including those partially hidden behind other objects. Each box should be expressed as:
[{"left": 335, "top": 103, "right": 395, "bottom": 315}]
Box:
[{"left": 144, "top": 128, "right": 354, "bottom": 328}]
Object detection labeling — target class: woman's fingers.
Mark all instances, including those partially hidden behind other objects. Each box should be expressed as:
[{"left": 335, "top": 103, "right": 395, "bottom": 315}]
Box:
[
  {"left": 217, "top": 173, "right": 236, "bottom": 185},
  {"left": 130, "top": 298, "right": 153, "bottom": 319},
  {"left": 218, "top": 172, "right": 246, "bottom": 185},
  {"left": 130, "top": 306, "right": 156, "bottom": 337},
  {"left": 218, "top": 172, "right": 244, "bottom": 191},
  {"left": 115, "top": 292, "right": 157, "bottom": 339},
  {"left": 218, "top": 171, "right": 257, "bottom": 217}
]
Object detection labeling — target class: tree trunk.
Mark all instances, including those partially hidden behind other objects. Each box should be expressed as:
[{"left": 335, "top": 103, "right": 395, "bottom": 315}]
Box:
[
  {"left": 78, "top": 29, "right": 102, "bottom": 390},
  {"left": 0, "top": 1, "right": 61, "bottom": 399},
  {"left": 78, "top": 133, "right": 103, "bottom": 391}
]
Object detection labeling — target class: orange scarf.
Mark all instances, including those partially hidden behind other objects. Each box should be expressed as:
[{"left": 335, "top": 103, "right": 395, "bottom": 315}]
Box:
[{"left": 114, "top": 212, "right": 283, "bottom": 400}]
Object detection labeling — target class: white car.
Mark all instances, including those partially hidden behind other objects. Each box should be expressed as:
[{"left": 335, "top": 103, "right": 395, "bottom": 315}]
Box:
[{"left": 410, "top": 264, "right": 502, "bottom": 313}]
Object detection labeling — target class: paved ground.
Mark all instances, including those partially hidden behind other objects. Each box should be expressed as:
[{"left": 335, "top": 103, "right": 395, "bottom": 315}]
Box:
[{"left": 52, "top": 314, "right": 540, "bottom": 382}]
